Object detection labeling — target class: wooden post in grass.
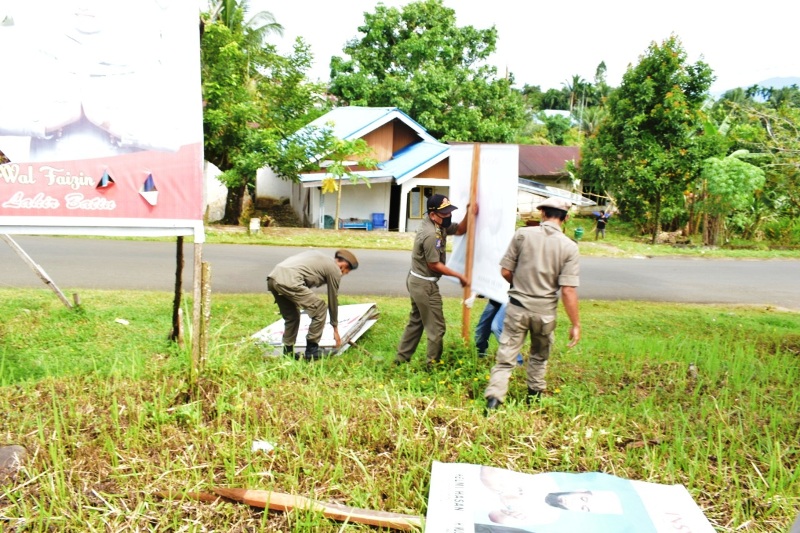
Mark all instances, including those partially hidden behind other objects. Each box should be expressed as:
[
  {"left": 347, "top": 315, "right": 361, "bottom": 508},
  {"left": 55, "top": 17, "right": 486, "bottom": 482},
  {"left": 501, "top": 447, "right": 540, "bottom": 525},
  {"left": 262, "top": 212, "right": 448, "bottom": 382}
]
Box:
[
  {"left": 461, "top": 143, "right": 480, "bottom": 341},
  {"left": 190, "top": 242, "right": 204, "bottom": 397},
  {"left": 200, "top": 261, "right": 211, "bottom": 373},
  {"left": 170, "top": 236, "right": 184, "bottom": 343}
]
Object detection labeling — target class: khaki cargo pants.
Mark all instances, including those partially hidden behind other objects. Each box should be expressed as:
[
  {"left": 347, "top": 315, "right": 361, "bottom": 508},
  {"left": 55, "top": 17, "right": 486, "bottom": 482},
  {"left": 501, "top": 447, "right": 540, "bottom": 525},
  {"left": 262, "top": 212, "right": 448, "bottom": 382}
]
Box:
[
  {"left": 267, "top": 278, "right": 327, "bottom": 346},
  {"left": 395, "top": 274, "right": 445, "bottom": 363},
  {"left": 485, "top": 302, "right": 556, "bottom": 402}
]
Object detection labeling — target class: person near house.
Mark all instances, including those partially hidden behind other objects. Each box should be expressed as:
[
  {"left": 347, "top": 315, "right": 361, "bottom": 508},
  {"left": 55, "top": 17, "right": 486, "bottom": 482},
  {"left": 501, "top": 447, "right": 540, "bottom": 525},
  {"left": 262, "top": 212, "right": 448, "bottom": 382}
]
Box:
[
  {"left": 267, "top": 249, "right": 358, "bottom": 360},
  {"left": 485, "top": 197, "right": 580, "bottom": 410},
  {"left": 395, "top": 194, "right": 475, "bottom": 366},
  {"left": 475, "top": 298, "right": 523, "bottom": 366},
  {"left": 593, "top": 210, "right": 611, "bottom": 240}
]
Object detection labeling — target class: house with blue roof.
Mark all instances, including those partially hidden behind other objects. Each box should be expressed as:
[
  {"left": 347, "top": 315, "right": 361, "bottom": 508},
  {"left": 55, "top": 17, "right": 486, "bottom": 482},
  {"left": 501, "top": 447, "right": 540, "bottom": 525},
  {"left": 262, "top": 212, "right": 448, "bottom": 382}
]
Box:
[
  {"left": 255, "top": 106, "right": 593, "bottom": 232},
  {"left": 256, "top": 106, "right": 455, "bottom": 233}
]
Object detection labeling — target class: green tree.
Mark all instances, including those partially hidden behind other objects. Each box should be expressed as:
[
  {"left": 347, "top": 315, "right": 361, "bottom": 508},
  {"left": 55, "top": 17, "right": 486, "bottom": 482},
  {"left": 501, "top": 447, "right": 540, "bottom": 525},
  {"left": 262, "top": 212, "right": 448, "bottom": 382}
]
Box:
[
  {"left": 535, "top": 112, "right": 574, "bottom": 146},
  {"left": 318, "top": 138, "right": 378, "bottom": 230},
  {"left": 580, "top": 35, "right": 716, "bottom": 242},
  {"left": 725, "top": 102, "right": 800, "bottom": 218},
  {"left": 697, "top": 150, "right": 765, "bottom": 245},
  {"left": 573, "top": 106, "right": 607, "bottom": 139},
  {"left": 540, "top": 88, "right": 569, "bottom": 110},
  {"left": 328, "top": 0, "right": 527, "bottom": 142},
  {"left": 205, "top": 0, "right": 283, "bottom": 43},
  {"left": 200, "top": 2, "right": 327, "bottom": 223},
  {"left": 563, "top": 74, "right": 589, "bottom": 114},
  {"left": 520, "top": 84, "right": 545, "bottom": 110},
  {"left": 592, "top": 61, "right": 613, "bottom": 106}
]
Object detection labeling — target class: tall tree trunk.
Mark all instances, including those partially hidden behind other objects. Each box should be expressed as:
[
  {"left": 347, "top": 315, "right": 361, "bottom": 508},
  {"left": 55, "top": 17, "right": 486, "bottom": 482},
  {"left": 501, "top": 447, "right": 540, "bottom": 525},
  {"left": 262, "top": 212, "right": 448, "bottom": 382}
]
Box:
[
  {"left": 650, "top": 191, "right": 662, "bottom": 244},
  {"left": 335, "top": 176, "right": 343, "bottom": 231},
  {"left": 701, "top": 180, "right": 710, "bottom": 246},
  {"left": 706, "top": 215, "right": 718, "bottom": 246},
  {"left": 224, "top": 183, "right": 248, "bottom": 225}
]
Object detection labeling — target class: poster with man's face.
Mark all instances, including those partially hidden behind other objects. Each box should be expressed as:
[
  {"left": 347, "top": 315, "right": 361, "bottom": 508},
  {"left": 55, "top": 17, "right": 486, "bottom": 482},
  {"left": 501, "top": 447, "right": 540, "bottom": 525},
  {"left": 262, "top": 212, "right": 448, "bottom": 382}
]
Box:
[
  {"left": 426, "top": 462, "right": 716, "bottom": 533},
  {"left": 0, "top": 0, "right": 204, "bottom": 234}
]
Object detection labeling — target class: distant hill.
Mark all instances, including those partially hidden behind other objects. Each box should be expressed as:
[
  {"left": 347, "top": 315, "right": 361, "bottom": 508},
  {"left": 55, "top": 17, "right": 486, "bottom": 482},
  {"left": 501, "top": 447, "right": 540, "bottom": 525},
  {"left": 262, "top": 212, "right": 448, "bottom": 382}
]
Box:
[
  {"left": 753, "top": 77, "right": 800, "bottom": 89},
  {"left": 714, "top": 76, "right": 799, "bottom": 98}
]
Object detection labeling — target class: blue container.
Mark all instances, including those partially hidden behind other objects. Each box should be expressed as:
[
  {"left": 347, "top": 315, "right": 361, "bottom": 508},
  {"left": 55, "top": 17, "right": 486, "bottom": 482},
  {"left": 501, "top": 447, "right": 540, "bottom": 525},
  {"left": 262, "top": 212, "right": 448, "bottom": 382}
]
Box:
[{"left": 371, "top": 212, "right": 386, "bottom": 229}]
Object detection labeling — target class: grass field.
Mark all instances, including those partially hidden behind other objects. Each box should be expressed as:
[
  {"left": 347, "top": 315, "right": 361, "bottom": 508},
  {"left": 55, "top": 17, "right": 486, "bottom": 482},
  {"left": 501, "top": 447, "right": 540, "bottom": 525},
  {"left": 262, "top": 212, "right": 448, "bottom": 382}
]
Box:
[{"left": 1, "top": 287, "right": 799, "bottom": 531}]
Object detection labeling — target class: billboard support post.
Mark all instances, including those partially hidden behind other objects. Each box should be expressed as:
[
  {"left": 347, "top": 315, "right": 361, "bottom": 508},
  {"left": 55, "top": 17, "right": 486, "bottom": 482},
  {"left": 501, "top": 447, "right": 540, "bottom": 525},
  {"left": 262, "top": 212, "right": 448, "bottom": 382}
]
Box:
[
  {"left": 1, "top": 234, "right": 73, "bottom": 310},
  {"left": 461, "top": 143, "right": 480, "bottom": 341}
]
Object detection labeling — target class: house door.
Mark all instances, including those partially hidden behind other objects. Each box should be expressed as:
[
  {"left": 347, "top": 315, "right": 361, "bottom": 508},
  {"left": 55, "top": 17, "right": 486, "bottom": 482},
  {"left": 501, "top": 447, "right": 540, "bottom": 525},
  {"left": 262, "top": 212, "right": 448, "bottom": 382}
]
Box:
[{"left": 389, "top": 184, "right": 402, "bottom": 232}]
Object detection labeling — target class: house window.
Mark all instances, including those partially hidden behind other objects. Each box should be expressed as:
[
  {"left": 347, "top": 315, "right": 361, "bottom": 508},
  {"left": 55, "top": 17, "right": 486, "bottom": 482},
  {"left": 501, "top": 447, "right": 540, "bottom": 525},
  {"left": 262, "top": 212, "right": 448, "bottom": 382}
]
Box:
[{"left": 408, "top": 187, "right": 436, "bottom": 219}]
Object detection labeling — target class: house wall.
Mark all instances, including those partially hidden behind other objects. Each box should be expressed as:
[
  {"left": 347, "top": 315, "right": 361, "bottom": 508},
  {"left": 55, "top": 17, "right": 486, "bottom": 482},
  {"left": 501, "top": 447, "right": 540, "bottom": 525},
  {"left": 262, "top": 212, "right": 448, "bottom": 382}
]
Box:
[
  {"left": 417, "top": 157, "right": 449, "bottom": 178},
  {"left": 517, "top": 190, "right": 547, "bottom": 218},
  {"left": 361, "top": 123, "right": 394, "bottom": 161},
  {"left": 361, "top": 119, "right": 419, "bottom": 161},
  {"left": 392, "top": 121, "right": 419, "bottom": 152},
  {"left": 203, "top": 161, "right": 227, "bottom": 223},
  {"left": 255, "top": 166, "right": 293, "bottom": 202},
  {"left": 398, "top": 178, "right": 451, "bottom": 232},
  {"left": 308, "top": 182, "right": 392, "bottom": 230}
]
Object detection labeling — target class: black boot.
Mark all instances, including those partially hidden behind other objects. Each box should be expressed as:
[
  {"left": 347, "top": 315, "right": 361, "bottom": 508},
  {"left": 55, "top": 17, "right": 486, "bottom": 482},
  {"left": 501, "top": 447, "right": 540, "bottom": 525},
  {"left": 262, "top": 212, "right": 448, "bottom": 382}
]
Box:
[
  {"left": 303, "top": 342, "right": 321, "bottom": 361},
  {"left": 526, "top": 388, "right": 542, "bottom": 404},
  {"left": 283, "top": 345, "right": 295, "bottom": 357},
  {"left": 485, "top": 396, "right": 501, "bottom": 414}
]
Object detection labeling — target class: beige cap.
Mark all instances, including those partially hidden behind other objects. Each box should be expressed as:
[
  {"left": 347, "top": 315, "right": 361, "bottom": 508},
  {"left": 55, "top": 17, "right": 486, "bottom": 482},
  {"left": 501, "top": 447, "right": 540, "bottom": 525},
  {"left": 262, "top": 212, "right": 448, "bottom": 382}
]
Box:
[
  {"left": 538, "top": 197, "right": 572, "bottom": 212},
  {"left": 335, "top": 249, "right": 358, "bottom": 270}
]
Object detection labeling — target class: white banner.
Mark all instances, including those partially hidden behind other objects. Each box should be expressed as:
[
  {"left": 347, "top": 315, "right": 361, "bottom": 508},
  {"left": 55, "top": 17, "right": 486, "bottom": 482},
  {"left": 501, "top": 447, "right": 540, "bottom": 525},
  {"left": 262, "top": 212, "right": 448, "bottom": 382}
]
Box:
[
  {"left": 251, "top": 303, "right": 379, "bottom": 356},
  {"left": 446, "top": 144, "right": 519, "bottom": 303}
]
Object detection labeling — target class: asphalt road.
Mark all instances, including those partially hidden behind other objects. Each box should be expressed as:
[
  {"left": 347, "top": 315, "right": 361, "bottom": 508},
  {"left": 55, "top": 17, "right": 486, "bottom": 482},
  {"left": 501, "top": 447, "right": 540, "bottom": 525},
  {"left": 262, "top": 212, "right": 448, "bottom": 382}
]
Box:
[{"left": 2, "top": 236, "right": 799, "bottom": 309}]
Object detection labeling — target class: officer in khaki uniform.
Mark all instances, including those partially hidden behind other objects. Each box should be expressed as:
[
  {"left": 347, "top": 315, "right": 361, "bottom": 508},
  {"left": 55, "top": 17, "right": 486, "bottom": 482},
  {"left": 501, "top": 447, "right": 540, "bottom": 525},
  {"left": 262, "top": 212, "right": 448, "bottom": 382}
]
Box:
[
  {"left": 267, "top": 249, "right": 358, "bottom": 360},
  {"left": 395, "top": 194, "right": 473, "bottom": 365},
  {"left": 485, "top": 197, "right": 580, "bottom": 410}
]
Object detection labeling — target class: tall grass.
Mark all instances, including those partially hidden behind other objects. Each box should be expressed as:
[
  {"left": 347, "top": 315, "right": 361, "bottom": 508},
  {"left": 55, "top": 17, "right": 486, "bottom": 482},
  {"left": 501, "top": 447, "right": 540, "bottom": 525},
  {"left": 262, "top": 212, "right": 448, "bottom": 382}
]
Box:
[{"left": 1, "top": 288, "right": 798, "bottom": 531}]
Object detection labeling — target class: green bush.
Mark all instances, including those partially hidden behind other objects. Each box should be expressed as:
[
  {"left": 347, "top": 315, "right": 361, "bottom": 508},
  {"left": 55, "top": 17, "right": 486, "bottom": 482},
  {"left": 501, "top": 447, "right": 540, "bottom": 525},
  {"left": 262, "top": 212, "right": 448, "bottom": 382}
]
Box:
[{"left": 763, "top": 217, "right": 800, "bottom": 245}]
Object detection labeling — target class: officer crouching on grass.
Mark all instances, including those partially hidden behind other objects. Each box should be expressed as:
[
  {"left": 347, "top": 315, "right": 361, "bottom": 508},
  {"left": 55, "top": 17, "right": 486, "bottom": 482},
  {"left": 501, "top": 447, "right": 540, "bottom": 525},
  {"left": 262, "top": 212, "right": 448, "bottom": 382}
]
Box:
[{"left": 266, "top": 249, "right": 358, "bottom": 360}]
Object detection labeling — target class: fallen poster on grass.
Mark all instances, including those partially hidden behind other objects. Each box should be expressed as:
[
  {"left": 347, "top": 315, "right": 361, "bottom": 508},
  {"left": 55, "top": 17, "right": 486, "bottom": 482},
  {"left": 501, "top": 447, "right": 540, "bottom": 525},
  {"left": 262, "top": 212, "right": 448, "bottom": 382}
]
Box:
[
  {"left": 425, "top": 462, "right": 714, "bottom": 533},
  {"left": 251, "top": 303, "right": 379, "bottom": 356}
]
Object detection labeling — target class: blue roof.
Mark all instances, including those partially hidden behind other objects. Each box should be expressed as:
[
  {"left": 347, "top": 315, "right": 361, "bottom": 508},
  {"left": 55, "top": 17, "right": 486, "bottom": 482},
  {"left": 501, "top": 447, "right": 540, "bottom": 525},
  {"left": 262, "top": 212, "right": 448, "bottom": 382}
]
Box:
[
  {"left": 300, "top": 140, "right": 449, "bottom": 185},
  {"left": 380, "top": 141, "right": 449, "bottom": 183}
]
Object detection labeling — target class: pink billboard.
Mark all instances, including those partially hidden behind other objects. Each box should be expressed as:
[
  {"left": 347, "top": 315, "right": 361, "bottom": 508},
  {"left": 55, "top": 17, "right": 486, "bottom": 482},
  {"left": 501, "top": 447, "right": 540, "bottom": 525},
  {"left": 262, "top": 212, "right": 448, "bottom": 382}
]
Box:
[{"left": 0, "top": 0, "right": 205, "bottom": 240}]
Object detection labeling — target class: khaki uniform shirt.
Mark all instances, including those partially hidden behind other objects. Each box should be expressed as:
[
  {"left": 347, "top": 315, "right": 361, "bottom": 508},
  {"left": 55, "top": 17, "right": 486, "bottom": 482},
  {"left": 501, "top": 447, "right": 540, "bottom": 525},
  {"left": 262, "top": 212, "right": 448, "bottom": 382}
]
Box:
[
  {"left": 410, "top": 215, "right": 458, "bottom": 278},
  {"left": 267, "top": 251, "right": 342, "bottom": 326},
  {"left": 500, "top": 221, "right": 580, "bottom": 314}
]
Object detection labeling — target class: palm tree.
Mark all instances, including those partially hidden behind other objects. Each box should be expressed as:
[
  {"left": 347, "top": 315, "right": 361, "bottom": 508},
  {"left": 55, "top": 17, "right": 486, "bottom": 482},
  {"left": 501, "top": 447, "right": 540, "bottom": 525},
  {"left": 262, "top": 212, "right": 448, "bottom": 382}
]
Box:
[
  {"left": 562, "top": 74, "right": 586, "bottom": 114},
  {"left": 574, "top": 106, "right": 607, "bottom": 137},
  {"left": 203, "top": 0, "right": 283, "bottom": 44}
]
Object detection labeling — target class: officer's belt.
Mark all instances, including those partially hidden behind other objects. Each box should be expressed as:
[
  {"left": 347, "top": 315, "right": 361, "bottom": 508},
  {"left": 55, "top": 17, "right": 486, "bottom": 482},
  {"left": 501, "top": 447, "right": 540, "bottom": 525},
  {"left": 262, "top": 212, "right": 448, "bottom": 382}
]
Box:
[{"left": 409, "top": 270, "right": 438, "bottom": 282}]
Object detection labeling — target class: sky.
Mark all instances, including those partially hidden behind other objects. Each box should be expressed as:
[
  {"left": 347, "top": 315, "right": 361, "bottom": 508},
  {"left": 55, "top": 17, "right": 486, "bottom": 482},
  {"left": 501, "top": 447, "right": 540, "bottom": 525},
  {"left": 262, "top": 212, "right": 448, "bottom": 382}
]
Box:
[{"left": 248, "top": 0, "right": 799, "bottom": 95}]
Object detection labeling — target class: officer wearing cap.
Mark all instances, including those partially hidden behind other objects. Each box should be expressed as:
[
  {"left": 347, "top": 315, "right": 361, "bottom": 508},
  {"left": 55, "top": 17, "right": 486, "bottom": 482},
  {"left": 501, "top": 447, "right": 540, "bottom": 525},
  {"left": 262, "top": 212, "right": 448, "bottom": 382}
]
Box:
[
  {"left": 267, "top": 249, "right": 358, "bottom": 360},
  {"left": 395, "top": 193, "right": 475, "bottom": 366},
  {"left": 485, "top": 197, "right": 581, "bottom": 410}
]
